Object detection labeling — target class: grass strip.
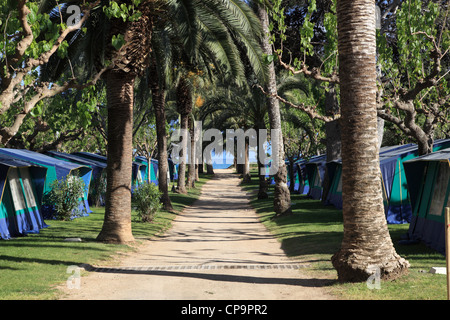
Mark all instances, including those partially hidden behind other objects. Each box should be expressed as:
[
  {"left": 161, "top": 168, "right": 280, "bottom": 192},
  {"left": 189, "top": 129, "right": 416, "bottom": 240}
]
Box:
[
  {"left": 0, "top": 173, "right": 211, "bottom": 300},
  {"left": 241, "top": 172, "right": 448, "bottom": 300}
]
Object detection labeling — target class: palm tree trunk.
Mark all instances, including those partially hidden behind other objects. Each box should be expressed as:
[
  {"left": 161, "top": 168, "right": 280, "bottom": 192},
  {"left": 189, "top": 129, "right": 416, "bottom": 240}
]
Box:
[
  {"left": 176, "top": 77, "right": 192, "bottom": 194},
  {"left": 187, "top": 117, "right": 196, "bottom": 189},
  {"left": 256, "top": 125, "right": 268, "bottom": 199},
  {"left": 331, "top": 0, "right": 409, "bottom": 282},
  {"left": 151, "top": 77, "right": 173, "bottom": 211},
  {"left": 322, "top": 84, "right": 341, "bottom": 204},
  {"left": 242, "top": 138, "right": 251, "bottom": 182},
  {"left": 257, "top": 6, "right": 291, "bottom": 217},
  {"left": 177, "top": 113, "right": 188, "bottom": 194},
  {"left": 97, "top": 70, "right": 135, "bottom": 244}
]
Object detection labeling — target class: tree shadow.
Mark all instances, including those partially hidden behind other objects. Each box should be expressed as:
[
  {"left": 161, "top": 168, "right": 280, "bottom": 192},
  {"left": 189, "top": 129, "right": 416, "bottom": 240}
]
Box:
[{"left": 83, "top": 264, "right": 335, "bottom": 288}]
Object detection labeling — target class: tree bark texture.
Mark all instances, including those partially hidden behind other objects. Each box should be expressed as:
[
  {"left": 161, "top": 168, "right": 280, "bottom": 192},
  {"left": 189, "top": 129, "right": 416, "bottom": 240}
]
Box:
[
  {"left": 322, "top": 84, "right": 341, "bottom": 204},
  {"left": 331, "top": 0, "right": 409, "bottom": 282},
  {"left": 97, "top": 70, "right": 136, "bottom": 243},
  {"left": 151, "top": 76, "right": 173, "bottom": 211},
  {"left": 257, "top": 5, "right": 291, "bottom": 217},
  {"left": 176, "top": 78, "right": 191, "bottom": 194},
  {"left": 242, "top": 138, "right": 252, "bottom": 182},
  {"left": 187, "top": 117, "right": 196, "bottom": 189}
]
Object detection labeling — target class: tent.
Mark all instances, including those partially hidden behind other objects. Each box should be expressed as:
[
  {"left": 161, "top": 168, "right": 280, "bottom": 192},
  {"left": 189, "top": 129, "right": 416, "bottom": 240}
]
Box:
[
  {"left": 379, "top": 139, "right": 450, "bottom": 224},
  {"left": 325, "top": 144, "right": 416, "bottom": 219},
  {"left": 72, "top": 152, "right": 146, "bottom": 190},
  {"left": 262, "top": 160, "right": 275, "bottom": 185},
  {"left": 46, "top": 151, "right": 107, "bottom": 206},
  {"left": 291, "top": 157, "right": 315, "bottom": 195},
  {"left": 168, "top": 158, "right": 178, "bottom": 182},
  {"left": 133, "top": 156, "right": 151, "bottom": 188},
  {"left": 0, "top": 154, "right": 48, "bottom": 239},
  {"left": 403, "top": 148, "right": 450, "bottom": 255},
  {"left": 286, "top": 158, "right": 302, "bottom": 192},
  {"left": 150, "top": 159, "right": 159, "bottom": 185},
  {"left": 324, "top": 140, "right": 450, "bottom": 224},
  {"left": 0, "top": 149, "right": 92, "bottom": 219},
  {"left": 295, "top": 160, "right": 310, "bottom": 195},
  {"left": 304, "top": 154, "right": 327, "bottom": 200},
  {"left": 135, "top": 156, "right": 159, "bottom": 185}
]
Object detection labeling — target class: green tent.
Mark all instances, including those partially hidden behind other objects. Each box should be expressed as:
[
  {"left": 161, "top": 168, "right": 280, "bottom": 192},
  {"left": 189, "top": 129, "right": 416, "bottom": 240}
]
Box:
[
  {"left": 0, "top": 149, "right": 93, "bottom": 219},
  {"left": 0, "top": 154, "right": 48, "bottom": 239},
  {"left": 404, "top": 148, "right": 450, "bottom": 255}
]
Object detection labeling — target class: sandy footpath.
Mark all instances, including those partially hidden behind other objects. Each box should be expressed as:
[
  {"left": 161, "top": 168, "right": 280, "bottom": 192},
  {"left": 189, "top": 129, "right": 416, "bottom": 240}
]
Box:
[{"left": 59, "top": 169, "right": 336, "bottom": 300}]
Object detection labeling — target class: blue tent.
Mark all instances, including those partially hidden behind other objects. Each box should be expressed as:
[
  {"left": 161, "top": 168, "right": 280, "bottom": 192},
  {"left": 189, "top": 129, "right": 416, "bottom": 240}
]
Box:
[
  {"left": 72, "top": 152, "right": 145, "bottom": 190},
  {"left": 150, "top": 159, "right": 159, "bottom": 185},
  {"left": 0, "top": 154, "right": 48, "bottom": 239},
  {"left": 403, "top": 148, "right": 450, "bottom": 255},
  {"left": 0, "top": 149, "right": 93, "bottom": 219},
  {"left": 46, "top": 151, "right": 107, "bottom": 206},
  {"left": 286, "top": 158, "right": 302, "bottom": 192},
  {"left": 168, "top": 158, "right": 178, "bottom": 182},
  {"left": 379, "top": 139, "right": 450, "bottom": 224},
  {"left": 304, "top": 154, "right": 327, "bottom": 200},
  {"left": 135, "top": 156, "right": 159, "bottom": 185},
  {"left": 134, "top": 156, "right": 149, "bottom": 184},
  {"left": 324, "top": 140, "right": 450, "bottom": 224},
  {"left": 325, "top": 144, "right": 417, "bottom": 211}
]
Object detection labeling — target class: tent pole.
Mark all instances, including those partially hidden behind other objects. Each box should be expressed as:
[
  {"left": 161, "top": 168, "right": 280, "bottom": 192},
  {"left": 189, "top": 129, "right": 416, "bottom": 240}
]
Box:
[{"left": 446, "top": 207, "right": 450, "bottom": 300}]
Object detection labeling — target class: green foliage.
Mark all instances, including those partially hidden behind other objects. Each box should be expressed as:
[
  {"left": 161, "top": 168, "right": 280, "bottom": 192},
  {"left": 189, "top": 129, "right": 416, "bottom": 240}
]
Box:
[
  {"left": 323, "top": 0, "right": 337, "bottom": 75},
  {"left": 299, "top": 0, "right": 316, "bottom": 57},
  {"left": 132, "top": 182, "right": 162, "bottom": 223},
  {"left": 377, "top": 0, "right": 450, "bottom": 142},
  {"left": 44, "top": 174, "right": 86, "bottom": 221},
  {"left": 103, "top": 0, "right": 142, "bottom": 22}
]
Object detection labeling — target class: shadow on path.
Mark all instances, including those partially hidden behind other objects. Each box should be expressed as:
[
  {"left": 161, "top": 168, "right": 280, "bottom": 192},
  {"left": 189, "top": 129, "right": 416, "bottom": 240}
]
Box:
[{"left": 81, "top": 264, "right": 334, "bottom": 288}]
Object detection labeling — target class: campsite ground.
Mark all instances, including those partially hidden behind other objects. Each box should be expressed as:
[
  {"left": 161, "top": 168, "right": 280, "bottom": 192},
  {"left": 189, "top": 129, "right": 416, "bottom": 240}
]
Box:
[{"left": 57, "top": 169, "right": 337, "bottom": 300}]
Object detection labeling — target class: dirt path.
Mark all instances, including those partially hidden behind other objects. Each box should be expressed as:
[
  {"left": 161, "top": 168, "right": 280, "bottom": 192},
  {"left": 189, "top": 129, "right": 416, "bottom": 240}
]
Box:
[{"left": 59, "top": 169, "right": 336, "bottom": 300}]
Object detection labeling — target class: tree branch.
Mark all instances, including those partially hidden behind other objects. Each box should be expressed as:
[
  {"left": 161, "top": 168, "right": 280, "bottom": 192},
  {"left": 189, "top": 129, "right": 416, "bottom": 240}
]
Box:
[{"left": 256, "top": 84, "right": 338, "bottom": 123}]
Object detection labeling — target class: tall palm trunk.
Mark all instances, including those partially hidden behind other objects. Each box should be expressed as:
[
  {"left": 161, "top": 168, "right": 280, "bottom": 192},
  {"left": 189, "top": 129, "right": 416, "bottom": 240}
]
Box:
[
  {"left": 257, "top": 6, "right": 291, "bottom": 217},
  {"left": 187, "top": 117, "right": 196, "bottom": 189},
  {"left": 150, "top": 61, "right": 173, "bottom": 211},
  {"left": 176, "top": 78, "right": 191, "bottom": 194},
  {"left": 331, "top": 0, "right": 409, "bottom": 282},
  {"left": 242, "top": 137, "right": 251, "bottom": 182},
  {"left": 96, "top": 4, "right": 152, "bottom": 244},
  {"left": 177, "top": 114, "right": 188, "bottom": 194},
  {"left": 97, "top": 70, "right": 136, "bottom": 243},
  {"left": 256, "top": 124, "right": 268, "bottom": 199}
]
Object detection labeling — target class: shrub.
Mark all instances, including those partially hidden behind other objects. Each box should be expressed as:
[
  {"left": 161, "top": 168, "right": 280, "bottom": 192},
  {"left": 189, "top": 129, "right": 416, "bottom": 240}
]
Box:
[
  {"left": 132, "top": 182, "right": 162, "bottom": 222},
  {"left": 45, "top": 175, "right": 86, "bottom": 221}
]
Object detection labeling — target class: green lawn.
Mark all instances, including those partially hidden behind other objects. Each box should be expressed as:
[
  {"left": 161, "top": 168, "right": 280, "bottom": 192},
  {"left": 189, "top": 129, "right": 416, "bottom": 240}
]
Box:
[
  {"left": 241, "top": 173, "right": 448, "bottom": 300},
  {"left": 0, "top": 174, "right": 211, "bottom": 300}
]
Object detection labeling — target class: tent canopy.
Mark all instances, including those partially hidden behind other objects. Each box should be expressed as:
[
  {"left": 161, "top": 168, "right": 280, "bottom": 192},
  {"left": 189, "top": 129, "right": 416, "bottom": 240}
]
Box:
[
  {"left": 323, "top": 140, "right": 450, "bottom": 224},
  {"left": 46, "top": 151, "right": 107, "bottom": 207},
  {"left": 73, "top": 152, "right": 144, "bottom": 189},
  {"left": 304, "top": 154, "right": 327, "bottom": 200},
  {"left": 0, "top": 149, "right": 92, "bottom": 219},
  {"left": 0, "top": 154, "right": 48, "bottom": 239},
  {"left": 134, "top": 156, "right": 159, "bottom": 185},
  {"left": 404, "top": 148, "right": 450, "bottom": 255}
]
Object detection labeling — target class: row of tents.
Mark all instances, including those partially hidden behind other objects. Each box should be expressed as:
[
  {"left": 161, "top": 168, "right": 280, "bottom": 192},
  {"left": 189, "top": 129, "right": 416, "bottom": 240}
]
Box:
[
  {"left": 0, "top": 149, "right": 177, "bottom": 240},
  {"left": 285, "top": 138, "right": 450, "bottom": 255}
]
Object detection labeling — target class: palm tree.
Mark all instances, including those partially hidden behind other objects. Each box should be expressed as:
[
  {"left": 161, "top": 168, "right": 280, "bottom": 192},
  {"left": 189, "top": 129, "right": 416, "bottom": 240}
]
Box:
[
  {"left": 255, "top": 3, "right": 291, "bottom": 217},
  {"left": 147, "top": 54, "right": 173, "bottom": 211},
  {"left": 331, "top": 0, "right": 409, "bottom": 282},
  {"left": 200, "top": 82, "right": 269, "bottom": 197},
  {"left": 39, "top": 0, "right": 267, "bottom": 243}
]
